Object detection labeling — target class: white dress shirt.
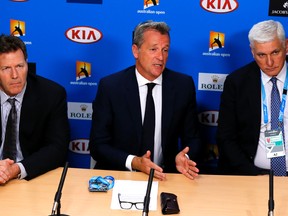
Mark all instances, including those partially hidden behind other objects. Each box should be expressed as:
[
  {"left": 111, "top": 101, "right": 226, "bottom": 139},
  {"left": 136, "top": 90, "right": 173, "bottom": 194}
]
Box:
[
  {"left": 0, "top": 84, "right": 27, "bottom": 178},
  {"left": 125, "top": 69, "right": 163, "bottom": 170},
  {"left": 254, "top": 62, "right": 288, "bottom": 170}
]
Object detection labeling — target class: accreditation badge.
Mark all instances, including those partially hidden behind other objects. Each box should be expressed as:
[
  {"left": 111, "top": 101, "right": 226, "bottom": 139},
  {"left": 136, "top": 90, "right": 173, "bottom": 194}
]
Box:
[{"left": 265, "top": 129, "right": 286, "bottom": 158}]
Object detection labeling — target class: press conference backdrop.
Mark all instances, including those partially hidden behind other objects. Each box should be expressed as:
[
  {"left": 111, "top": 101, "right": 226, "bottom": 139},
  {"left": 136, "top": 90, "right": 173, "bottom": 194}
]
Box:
[{"left": 2, "top": 0, "right": 288, "bottom": 172}]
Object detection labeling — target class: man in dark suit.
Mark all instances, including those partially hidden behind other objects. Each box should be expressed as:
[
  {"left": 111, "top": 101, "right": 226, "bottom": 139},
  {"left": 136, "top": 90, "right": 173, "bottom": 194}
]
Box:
[
  {"left": 0, "top": 34, "right": 70, "bottom": 184},
  {"left": 217, "top": 20, "right": 288, "bottom": 175},
  {"left": 89, "top": 21, "right": 201, "bottom": 180}
]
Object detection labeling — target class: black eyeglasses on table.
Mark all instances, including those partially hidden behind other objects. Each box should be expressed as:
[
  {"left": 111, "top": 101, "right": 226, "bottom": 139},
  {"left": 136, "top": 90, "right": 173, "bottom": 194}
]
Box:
[{"left": 118, "top": 193, "right": 144, "bottom": 210}]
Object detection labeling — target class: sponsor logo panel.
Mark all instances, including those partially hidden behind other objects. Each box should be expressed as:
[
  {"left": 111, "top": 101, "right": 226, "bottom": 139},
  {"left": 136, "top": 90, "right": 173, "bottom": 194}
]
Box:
[
  {"left": 76, "top": 61, "right": 91, "bottom": 81},
  {"left": 65, "top": 26, "right": 103, "bottom": 44},
  {"left": 198, "top": 110, "right": 218, "bottom": 126},
  {"left": 69, "top": 61, "right": 97, "bottom": 86},
  {"left": 198, "top": 73, "right": 228, "bottom": 92},
  {"left": 67, "top": 0, "right": 102, "bottom": 4},
  {"left": 209, "top": 31, "right": 225, "bottom": 51},
  {"left": 137, "top": 0, "right": 165, "bottom": 15},
  {"left": 269, "top": 0, "right": 288, "bottom": 16},
  {"left": 68, "top": 102, "right": 92, "bottom": 120},
  {"left": 200, "top": 0, "right": 239, "bottom": 13},
  {"left": 69, "top": 139, "right": 90, "bottom": 154},
  {"left": 144, "top": 0, "right": 159, "bottom": 9},
  {"left": 202, "top": 31, "right": 231, "bottom": 57},
  {"left": 10, "top": 19, "right": 25, "bottom": 36}
]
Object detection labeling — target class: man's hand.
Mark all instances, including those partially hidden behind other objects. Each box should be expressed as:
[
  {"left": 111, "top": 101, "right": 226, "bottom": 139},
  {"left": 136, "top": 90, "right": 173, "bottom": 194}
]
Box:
[
  {"left": 0, "top": 159, "right": 20, "bottom": 184},
  {"left": 131, "top": 150, "right": 166, "bottom": 181},
  {"left": 175, "top": 147, "right": 199, "bottom": 180}
]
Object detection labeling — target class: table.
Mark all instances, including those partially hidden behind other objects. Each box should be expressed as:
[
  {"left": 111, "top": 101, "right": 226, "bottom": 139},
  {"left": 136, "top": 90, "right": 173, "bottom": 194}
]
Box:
[{"left": 1, "top": 167, "right": 288, "bottom": 215}]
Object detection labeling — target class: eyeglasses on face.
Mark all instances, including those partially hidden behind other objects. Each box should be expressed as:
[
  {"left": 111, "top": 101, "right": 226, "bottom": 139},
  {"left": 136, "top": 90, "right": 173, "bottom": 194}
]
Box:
[{"left": 118, "top": 193, "right": 144, "bottom": 210}]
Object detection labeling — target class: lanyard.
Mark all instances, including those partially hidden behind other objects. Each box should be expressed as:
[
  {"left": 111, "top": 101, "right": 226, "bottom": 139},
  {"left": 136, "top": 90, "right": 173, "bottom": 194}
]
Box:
[
  {"left": 89, "top": 175, "right": 115, "bottom": 192},
  {"left": 261, "top": 69, "right": 288, "bottom": 125}
]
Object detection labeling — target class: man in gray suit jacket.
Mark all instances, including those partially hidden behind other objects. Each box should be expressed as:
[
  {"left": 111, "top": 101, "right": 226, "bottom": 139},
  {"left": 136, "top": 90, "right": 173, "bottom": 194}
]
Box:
[
  {"left": 89, "top": 21, "right": 201, "bottom": 180},
  {"left": 0, "top": 34, "right": 70, "bottom": 184}
]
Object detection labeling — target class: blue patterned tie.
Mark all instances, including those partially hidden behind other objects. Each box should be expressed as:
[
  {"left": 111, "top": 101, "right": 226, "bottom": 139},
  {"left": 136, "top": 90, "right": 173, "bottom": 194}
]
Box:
[{"left": 270, "top": 77, "right": 286, "bottom": 176}]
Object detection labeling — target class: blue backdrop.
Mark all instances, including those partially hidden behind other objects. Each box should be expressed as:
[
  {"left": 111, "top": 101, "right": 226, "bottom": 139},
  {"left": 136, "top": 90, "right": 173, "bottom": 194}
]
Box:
[{"left": 2, "top": 0, "right": 288, "bottom": 172}]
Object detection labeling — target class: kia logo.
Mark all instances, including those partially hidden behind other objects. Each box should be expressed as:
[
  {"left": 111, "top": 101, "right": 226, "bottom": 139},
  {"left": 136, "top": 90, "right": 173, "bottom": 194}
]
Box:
[
  {"left": 198, "top": 111, "right": 219, "bottom": 126},
  {"left": 65, "top": 26, "right": 103, "bottom": 44},
  {"left": 200, "top": 0, "right": 239, "bottom": 13},
  {"left": 69, "top": 139, "right": 90, "bottom": 154}
]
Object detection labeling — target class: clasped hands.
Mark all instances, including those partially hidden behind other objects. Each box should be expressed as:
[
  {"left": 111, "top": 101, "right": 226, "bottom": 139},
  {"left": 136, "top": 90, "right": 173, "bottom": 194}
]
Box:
[
  {"left": 0, "top": 159, "right": 20, "bottom": 184},
  {"left": 131, "top": 146, "right": 199, "bottom": 181}
]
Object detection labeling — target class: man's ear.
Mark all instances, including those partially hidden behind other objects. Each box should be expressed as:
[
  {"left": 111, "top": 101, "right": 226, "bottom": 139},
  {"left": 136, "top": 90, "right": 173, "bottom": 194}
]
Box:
[
  {"left": 132, "top": 44, "right": 139, "bottom": 59},
  {"left": 285, "top": 39, "right": 288, "bottom": 54},
  {"left": 250, "top": 45, "right": 255, "bottom": 58}
]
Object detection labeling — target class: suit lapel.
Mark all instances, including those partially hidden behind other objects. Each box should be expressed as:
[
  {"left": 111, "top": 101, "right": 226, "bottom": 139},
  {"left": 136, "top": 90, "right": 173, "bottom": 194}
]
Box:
[
  {"left": 161, "top": 70, "right": 175, "bottom": 150},
  {"left": 247, "top": 63, "right": 262, "bottom": 127},
  {"left": 19, "top": 76, "right": 40, "bottom": 137},
  {"left": 123, "top": 68, "right": 143, "bottom": 144}
]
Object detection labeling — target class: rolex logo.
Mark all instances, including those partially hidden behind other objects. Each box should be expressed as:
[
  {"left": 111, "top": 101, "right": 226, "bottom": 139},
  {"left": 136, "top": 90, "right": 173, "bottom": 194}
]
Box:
[
  {"left": 211, "top": 75, "right": 219, "bottom": 83},
  {"left": 80, "top": 104, "right": 88, "bottom": 112}
]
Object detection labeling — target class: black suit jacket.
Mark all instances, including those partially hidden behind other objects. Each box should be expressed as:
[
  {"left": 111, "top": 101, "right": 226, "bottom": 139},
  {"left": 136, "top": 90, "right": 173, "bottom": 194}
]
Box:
[
  {"left": 0, "top": 72, "right": 70, "bottom": 180},
  {"left": 89, "top": 66, "right": 201, "bottom": 173},
  {"left": 217, "top": 60, "right": 266, "bottom": 175}
]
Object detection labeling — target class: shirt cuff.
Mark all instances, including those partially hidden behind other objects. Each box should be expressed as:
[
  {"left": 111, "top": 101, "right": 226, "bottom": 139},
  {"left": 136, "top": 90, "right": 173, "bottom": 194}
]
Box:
[
  {"left": 16, "top": 162, "right": 27, "bottom": 179},
  {"left": 125, "top": 155, "right": 136, "bottom": 171}
]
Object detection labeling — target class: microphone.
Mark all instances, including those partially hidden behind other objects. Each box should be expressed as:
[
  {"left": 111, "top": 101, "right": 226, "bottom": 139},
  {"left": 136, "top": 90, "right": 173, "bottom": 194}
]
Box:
[
  {"left": 268, "top": 169, "right": 274, "bottom": 216},
  {"left": 49, "top": 162, "right": 69, "bottom": 216},
  {"left": 142, "top": 168, "right": 154, "bottom": 216}
]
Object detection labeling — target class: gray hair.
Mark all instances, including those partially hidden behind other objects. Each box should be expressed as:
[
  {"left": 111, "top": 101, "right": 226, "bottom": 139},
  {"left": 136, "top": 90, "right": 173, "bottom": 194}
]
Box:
[
  {"left": 248, "top": 20, "right": 286, "bottom": 48},
  {"left": 133, "top": 20, "right": 170, "bottom": 47}
]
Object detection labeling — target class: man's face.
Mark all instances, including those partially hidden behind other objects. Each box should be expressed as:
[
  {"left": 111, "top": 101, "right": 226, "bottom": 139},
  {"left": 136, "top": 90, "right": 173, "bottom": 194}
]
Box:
[
  {"left": 0, "top": 49, "right": 28, "bottom": 96},
  {"left": 132, "top": 29, "right": 170, "bottom": 81},
  {"left": 251, "top": 38, "right": 288, "bottom": 77}
]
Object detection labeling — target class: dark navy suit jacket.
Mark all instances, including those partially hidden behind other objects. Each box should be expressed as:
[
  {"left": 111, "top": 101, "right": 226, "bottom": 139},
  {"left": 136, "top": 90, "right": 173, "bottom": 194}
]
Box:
[
  {"left": 217, "top": 60, "right": 267, "bottom": 175},
  {"left": 0, "top": 72, "right": 70, "bottom": 180},
  {"left": 89, "top": 66, "right": 201, "bottom": 173}
]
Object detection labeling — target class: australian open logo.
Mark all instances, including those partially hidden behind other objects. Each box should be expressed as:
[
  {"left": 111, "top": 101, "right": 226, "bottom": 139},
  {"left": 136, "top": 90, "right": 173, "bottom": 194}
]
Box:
[
  {"left": 144, "top": 0, "right": 159, "bottom": 9},
  {"left": 76, "top": 61, "right": 91, "bottom": 81},
  {"left": 70, "top": 61, "right": 97, "bottom": 86},
  {"left": 209, "top": 31, "right": 224, "bottom": 52},
  {"left": 137, "top": 0, "right": 165, "bottom": 15},
  {"left": 10, "top": 20, "right": 25, "bottom": 36},
  {"left": 202, "top": 31, "right": 231, "bottom": 57}
]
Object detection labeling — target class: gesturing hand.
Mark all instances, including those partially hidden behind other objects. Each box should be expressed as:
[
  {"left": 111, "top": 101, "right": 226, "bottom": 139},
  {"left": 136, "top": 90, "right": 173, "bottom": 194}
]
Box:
[
  {"left": 175, "top": 147, "right": 199, "bottom": 180},
  {"left": 131, "top": 150, "right": 167, "bottom": 181}
]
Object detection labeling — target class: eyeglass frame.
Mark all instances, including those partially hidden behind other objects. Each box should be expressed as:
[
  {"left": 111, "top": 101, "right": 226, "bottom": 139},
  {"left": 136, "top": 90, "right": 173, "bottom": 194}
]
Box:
[{"left": 117, "top": 193, "right": 144, "bottom": 210}]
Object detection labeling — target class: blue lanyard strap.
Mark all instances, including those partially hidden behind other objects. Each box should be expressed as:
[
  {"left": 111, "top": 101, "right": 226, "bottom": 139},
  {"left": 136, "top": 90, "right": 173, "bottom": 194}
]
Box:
[
  {"left": 261, "top": 69, "right": 288, "bottom": 125},
  {"left": 89, "top": 175, "right": 115, "bottom": 191}
]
